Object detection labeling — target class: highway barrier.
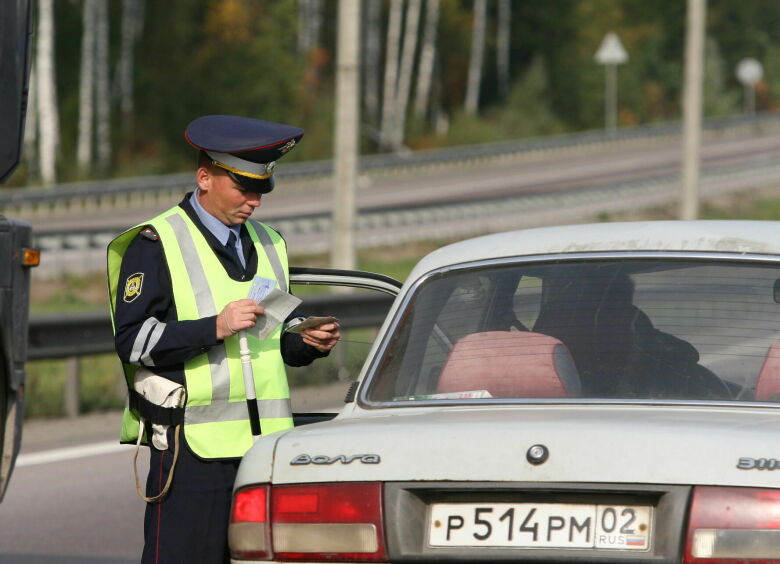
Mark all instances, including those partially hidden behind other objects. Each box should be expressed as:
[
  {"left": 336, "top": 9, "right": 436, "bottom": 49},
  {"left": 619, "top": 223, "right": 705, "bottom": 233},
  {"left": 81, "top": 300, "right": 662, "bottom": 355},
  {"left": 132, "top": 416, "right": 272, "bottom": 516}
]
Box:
[{"left": 28, "top": 291, "right": 395, "bottom": 417}]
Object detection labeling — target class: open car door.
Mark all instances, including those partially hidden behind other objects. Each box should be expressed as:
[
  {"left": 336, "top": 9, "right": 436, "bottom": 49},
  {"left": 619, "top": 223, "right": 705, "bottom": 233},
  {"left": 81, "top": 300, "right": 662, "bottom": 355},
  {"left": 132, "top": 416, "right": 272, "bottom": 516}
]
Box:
[{"left": 287, "top": 267, "right": 402, "bottom": 426}]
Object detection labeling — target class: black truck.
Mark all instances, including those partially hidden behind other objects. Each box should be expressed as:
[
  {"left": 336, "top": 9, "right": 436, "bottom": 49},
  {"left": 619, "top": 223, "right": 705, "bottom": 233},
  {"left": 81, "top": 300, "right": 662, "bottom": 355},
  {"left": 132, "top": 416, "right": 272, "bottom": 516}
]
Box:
[{"left": 0, "top": 0, "right": 37, "bottom": 500}]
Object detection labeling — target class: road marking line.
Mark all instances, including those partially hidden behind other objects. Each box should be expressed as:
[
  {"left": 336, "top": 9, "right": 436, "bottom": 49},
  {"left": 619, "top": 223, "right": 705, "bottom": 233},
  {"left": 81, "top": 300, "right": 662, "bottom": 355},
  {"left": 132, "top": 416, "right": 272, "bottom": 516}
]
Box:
[{"left": 17, "top": 441, "right": 128, "bottom": 467}]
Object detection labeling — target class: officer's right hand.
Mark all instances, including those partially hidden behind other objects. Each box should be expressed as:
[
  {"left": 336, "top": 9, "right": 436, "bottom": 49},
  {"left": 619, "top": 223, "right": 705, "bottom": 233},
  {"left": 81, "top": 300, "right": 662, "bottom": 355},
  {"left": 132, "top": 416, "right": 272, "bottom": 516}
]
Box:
[{"left": 217, "top": 299, "right": 266, "bottom": 339}]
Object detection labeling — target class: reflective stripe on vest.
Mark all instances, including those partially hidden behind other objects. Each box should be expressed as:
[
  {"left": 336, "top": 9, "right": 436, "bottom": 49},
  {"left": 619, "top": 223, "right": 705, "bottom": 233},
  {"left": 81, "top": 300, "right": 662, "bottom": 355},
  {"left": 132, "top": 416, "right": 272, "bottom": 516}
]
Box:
[{"left": 108, "top": 205, "right": 294, "bottom": 458}]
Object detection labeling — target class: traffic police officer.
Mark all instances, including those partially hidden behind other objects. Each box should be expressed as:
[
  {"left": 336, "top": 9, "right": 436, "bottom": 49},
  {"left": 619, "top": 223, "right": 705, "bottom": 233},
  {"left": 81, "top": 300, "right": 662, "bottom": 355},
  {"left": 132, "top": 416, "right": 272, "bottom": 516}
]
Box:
[{"left": 107, "top": 115, "right": 340, "bottom": 563}]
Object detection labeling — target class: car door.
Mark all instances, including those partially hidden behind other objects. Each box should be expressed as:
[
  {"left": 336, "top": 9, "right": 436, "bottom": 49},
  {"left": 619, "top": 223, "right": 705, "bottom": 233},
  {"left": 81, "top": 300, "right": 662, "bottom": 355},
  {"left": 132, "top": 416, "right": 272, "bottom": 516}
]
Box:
[{"left": 287, "top": 266, "right": 401, "bottom": 426}]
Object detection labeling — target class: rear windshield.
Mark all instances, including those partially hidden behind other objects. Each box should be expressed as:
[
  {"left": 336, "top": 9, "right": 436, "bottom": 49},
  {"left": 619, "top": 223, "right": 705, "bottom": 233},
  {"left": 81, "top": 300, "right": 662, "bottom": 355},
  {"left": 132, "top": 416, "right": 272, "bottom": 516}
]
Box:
[{"left": 365, "top": 259, "right": 780, "bottom": 404}]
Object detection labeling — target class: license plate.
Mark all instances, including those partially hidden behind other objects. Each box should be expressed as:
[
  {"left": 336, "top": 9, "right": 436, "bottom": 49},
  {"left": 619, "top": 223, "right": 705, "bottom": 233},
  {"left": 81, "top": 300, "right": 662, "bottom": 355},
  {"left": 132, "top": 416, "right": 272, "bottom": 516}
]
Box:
[{"left": 429, "top": 503, "right": 652, "bottom": 550}]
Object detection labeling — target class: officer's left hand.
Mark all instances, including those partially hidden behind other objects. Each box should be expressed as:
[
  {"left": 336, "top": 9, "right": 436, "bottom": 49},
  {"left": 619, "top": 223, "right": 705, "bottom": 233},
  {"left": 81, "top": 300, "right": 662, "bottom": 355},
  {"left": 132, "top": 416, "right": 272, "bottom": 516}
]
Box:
[{"left": 300, "top": 321, "right": 341, "bottom": 352}]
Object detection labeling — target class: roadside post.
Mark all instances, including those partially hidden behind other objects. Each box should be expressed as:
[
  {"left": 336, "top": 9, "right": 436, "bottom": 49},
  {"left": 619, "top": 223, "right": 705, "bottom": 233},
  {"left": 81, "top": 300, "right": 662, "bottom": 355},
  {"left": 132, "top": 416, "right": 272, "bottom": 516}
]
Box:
[
  {"left": 331, "top": 0, "right": 360, "bottom": 271},
  {"left": 680, "top": 0, "right": 706, "bottom": 220},
  {"left": 594, "top": 32, "right": 628, "bottom": 134},
  {"left": 736, "top": 58, "right": 763, "bottom": 115}
]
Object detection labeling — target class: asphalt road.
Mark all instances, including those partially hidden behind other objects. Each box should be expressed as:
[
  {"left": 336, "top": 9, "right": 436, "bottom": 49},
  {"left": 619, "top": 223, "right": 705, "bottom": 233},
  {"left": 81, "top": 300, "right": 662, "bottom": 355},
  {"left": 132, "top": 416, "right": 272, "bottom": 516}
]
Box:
[
  {"left": 0, "top": 411, "right": 143, "bottom": 564},
  {"left": 26, "top": 128, "right": 780, "bottom": 235},
  {"left": 0, "top": 382, "right": 349, "bottom": 563}
]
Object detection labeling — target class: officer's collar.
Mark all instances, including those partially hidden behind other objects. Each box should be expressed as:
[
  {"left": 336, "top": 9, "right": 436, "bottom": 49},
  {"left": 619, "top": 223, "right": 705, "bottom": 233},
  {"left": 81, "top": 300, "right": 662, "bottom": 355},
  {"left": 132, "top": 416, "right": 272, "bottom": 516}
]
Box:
[{"left": 189, "top": 189, "right": 241, "bottom": 246}]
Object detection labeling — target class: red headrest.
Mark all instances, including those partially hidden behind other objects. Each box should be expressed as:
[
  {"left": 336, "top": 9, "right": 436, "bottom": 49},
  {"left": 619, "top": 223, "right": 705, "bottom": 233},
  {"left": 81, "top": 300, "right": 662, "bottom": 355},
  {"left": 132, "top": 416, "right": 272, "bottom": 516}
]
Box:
[
  {"left": 756, "top": 341, "right": 780, "bottom": 401},
  {"left": 437, "top": 331, "right": 580, "bottom": 398}
]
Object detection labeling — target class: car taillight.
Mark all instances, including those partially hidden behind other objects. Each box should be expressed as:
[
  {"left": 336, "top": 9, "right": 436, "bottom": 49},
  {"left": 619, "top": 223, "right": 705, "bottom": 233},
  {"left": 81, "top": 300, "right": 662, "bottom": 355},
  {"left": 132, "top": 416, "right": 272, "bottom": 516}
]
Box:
[
  {"left": 685, "top": 486, "right": 780, "bottom": 563},
  {"left": 230, "top": 485, "right": 271, "bottom": 560},
  {"left": 229, "top": 482, "right": 386, "bottom": 562},
  {"left": 272, "top": 482, "right": 386, "bottom": 562}
]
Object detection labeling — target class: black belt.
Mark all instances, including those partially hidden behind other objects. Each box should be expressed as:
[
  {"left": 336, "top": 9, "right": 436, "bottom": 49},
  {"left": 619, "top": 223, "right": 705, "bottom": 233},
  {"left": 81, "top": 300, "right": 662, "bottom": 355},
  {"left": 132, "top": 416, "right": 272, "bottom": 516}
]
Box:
[{"left": 129, "top": 389, "right": 185, "bottom": 426}]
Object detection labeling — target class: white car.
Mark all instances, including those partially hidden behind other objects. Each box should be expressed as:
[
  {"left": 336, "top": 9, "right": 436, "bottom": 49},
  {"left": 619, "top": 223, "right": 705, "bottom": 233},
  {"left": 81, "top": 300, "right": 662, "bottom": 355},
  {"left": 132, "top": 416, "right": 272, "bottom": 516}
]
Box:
[{"left": 229, "top": 220, "right": 780, "bottom": 564}]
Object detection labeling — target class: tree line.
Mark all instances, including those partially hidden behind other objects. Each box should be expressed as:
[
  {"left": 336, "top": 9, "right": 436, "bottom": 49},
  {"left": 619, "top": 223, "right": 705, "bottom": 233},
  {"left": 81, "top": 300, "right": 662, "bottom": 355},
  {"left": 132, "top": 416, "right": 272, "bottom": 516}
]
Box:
[{"left": 14, "top": 0, "right": 780, "bottom": 187}]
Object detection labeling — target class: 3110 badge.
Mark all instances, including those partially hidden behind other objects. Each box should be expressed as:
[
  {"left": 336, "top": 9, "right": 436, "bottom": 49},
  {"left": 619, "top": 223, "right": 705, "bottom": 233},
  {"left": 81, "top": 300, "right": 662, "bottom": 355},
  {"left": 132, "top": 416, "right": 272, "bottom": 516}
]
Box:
[{"left": 123, "top": 272, "right": 144, "bottom": 303}]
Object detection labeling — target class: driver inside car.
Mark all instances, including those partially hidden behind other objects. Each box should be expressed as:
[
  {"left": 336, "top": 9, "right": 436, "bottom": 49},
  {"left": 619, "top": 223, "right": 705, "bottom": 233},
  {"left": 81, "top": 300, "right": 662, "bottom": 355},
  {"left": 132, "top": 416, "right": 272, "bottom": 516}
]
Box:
[{"left": 533, "top": 271, "right": 728, "bottom": 399}]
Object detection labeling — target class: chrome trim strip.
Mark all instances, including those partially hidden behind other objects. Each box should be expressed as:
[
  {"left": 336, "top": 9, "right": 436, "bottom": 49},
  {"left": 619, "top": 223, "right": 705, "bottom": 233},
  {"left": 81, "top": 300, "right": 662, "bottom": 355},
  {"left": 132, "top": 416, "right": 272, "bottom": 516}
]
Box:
[
  {"left": 358, "top": 397, "right": 780, "bottom": 410},
  {"left": 291, "top": 273, "right": 401, "bottom": 296},
  {"left": 358, "top": 250, "right": 780, "bottom": 409}
]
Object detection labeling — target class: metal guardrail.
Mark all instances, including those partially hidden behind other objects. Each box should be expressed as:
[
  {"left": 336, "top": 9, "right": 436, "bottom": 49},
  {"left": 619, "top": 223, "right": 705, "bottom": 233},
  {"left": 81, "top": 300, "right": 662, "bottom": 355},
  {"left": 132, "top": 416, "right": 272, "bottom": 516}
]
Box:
[
  {"left": 4, "top": 112, "right": 780, "bottom": 214},
  {"left": 29, "top": 155, "right": 780, "bottom": 261},
  {"left": 27, "top": 292, "right": 395, "bottom": 360}
]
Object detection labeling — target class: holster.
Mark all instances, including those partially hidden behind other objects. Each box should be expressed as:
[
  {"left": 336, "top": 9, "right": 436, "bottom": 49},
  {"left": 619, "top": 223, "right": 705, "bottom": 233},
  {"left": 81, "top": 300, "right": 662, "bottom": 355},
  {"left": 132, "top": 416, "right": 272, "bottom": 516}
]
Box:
[
  {"left": 132, "top": 369, "right": 186, "bottom": 450},
  {"left": 131, "top": 368, "right": 186, "bottom": 503}
]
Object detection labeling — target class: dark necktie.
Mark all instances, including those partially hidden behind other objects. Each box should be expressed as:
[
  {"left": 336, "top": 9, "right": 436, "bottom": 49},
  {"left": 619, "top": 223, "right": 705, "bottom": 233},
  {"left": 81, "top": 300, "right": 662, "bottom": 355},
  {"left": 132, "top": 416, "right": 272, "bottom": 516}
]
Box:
[{"left": 225, "top": 231, "right": 243, "bottom": 271}]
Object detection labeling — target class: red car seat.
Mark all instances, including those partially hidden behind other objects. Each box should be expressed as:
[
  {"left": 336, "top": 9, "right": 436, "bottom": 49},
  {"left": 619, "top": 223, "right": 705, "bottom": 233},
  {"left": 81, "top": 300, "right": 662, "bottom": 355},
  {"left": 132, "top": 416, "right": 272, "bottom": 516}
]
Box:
[
  {"left": 437, "top": 331, "right": 581, "bottom": 398},
  {"left": 756, "top": 340, "right": 780, "bottom": 401}
]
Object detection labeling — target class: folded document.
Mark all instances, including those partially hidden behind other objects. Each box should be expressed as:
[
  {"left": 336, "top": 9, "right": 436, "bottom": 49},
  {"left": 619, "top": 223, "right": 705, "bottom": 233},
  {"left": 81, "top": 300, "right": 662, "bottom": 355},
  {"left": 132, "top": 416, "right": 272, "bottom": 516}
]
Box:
[{"left": 246, "top": 288, "right": 302, "bottom": 339}]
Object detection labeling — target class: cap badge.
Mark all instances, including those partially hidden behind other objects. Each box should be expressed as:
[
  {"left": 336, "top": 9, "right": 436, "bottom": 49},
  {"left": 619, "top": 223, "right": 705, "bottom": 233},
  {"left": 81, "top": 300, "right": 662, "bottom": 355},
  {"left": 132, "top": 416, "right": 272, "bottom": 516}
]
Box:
[{"left": 279, "top": 140, "right": 296, "bottom": 154}]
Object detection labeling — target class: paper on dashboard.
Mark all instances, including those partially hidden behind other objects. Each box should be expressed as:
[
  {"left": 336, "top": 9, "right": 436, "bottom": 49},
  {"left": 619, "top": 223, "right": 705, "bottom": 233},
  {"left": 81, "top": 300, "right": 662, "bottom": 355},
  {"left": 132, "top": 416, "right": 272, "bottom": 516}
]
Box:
[{"left": 246, "top": 288, "right": 302, "bottom": 340}]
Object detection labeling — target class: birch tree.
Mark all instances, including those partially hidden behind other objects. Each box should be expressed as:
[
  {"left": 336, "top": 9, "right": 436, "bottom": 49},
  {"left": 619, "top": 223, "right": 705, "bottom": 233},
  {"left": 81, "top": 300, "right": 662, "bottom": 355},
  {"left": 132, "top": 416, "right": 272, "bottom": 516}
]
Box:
[
  {"left": 465, "top": 0, "right": 487, "bottom": 115},
  {"left": 95, "top": 0, "right": 111, "bottom": 175},
  {"left": 391, "top": 0, "right": 422, "bottom": 149},
  {"left": 77, "top": 0, "right": 97, "bottom": 174},
  {"left": 36, "top": 0, "right": 59, "bottom": 185},
  {"left": 23, "top": 65, "right": 38, "bottom": 178},
  {"left": 362, "top": 0, "right": 382, "bottom": 138},
  {"left": 379, "top": 0, "right": 403, "bottom": 150},
  {"left": 298, "top": 0, "right": 324, "bottom": 55},
  {"left": 413, "top": 0, "right": 439, "bottom": 120},
  {"left": 117, "top": 0, "right": 143, "bottom": 123},
  {"left": 497, "top": 0, "right": 511, "bottom": 99}
]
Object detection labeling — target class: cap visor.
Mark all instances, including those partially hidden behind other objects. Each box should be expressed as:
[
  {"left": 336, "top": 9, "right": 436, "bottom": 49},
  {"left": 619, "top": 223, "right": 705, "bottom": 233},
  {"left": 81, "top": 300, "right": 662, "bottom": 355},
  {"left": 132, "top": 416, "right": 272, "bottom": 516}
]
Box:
[{"left": 228, "top": 171, "right": 275, "bottom": 194}]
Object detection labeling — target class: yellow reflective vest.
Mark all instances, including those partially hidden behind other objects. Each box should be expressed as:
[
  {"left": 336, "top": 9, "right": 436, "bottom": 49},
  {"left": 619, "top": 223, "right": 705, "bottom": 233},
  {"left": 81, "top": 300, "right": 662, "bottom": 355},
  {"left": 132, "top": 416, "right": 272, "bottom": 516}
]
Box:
[{"left": 107, "top": 205, "right": 294, "bottom": 459}]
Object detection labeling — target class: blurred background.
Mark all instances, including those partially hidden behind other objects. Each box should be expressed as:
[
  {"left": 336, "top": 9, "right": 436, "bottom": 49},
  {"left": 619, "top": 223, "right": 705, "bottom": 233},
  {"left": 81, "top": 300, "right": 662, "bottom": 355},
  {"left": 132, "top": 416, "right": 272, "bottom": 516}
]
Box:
[
  {"left": 6, "top": 2, "right": 780, "bottom": 561},
  {"left": 7, "top": 0, "right": 780, "bottom": 416}
]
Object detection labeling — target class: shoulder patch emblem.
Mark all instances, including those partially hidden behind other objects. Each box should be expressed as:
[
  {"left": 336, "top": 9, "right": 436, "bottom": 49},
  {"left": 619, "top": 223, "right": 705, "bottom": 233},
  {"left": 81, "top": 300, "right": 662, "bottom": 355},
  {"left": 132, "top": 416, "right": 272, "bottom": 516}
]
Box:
[
  {"left": 140, "top": 228, "right": 159, "bottom": 241},
  {"left": 123, "top": 272, "right": 144, "bottom": 303}
]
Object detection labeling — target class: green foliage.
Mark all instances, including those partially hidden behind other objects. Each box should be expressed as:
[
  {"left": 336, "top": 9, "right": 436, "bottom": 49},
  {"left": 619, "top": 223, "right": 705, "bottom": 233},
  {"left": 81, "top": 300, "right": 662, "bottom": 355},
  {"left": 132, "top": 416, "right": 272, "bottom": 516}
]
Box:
[
  {"left": 701, "top": 194, "right": 780, "bottom": 220},
  {"left": 133, "top": 1, "right": 307, "bottom": 166},
  {"left": 16, "top": 2, "right": 780, "bottom": 189},
  {"left": 704, "top": 38, "right": 741, "bottom": 116},
  {"left": 410, "top": 56, "right": 568, "bottom": 149},
  {"left": 24, "top": 355, "right": 124, "bottom": 419},
  {"left": 30, "top": 273, "right": 106, "bottom": 314},
  {"left": 24, "top": 360, "right": 65, "bottom": 418}
]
